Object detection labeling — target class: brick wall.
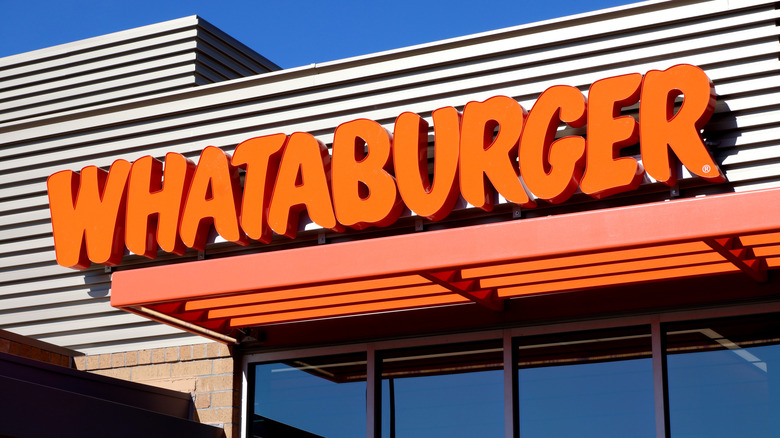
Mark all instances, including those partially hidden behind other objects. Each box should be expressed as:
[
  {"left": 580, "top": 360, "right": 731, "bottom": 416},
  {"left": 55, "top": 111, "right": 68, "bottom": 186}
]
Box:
[
  {"left": 0, "top": 329, "right": 78, "bottom": 367},
  {"left": 74, "top": 342, "right": 241, "bottom": 438}
]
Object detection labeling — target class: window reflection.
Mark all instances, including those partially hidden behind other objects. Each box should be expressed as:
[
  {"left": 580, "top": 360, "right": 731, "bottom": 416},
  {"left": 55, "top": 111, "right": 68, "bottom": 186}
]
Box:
[
  {"left": 380, "top": 341, "right": 504, "bottom": 437},
  {"left": 516, "top": 326, "right": 655, "bottom": 438},
  {"left": 666, "top": 313, "right": 780, "bottom": 437},
  {"left": 252, "top": 352, "right": 366, "bottom": 438},
  {"left": 246, "top": 313, "right": 780, "bottom": 437}
]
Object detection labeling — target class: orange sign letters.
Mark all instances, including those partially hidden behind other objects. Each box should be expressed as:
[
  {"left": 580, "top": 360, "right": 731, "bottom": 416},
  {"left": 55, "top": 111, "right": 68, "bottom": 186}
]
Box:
[{"left": 48, "top": 64, "right": 724, "bottom": 269}]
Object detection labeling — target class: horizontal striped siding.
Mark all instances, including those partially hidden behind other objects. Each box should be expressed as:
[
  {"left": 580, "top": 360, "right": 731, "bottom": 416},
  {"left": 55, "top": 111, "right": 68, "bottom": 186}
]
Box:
[
  {"left": 0, "top": 16, "right": 279, "bottom": 125},
  {"left": 1, "top": 0, "right": 779, "bottom": 354}
]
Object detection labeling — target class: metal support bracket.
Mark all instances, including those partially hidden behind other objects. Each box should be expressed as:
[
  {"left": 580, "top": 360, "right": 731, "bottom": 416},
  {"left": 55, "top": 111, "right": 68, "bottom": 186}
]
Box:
[
  {"left": 422, "top": 270, "right": 505, "bottom": 311},
  {"left": 670, "top": 184, "right": 680, "bottom": 198},
  {"left": 704, "top": 236, "right": 767, "bottom": 282}
]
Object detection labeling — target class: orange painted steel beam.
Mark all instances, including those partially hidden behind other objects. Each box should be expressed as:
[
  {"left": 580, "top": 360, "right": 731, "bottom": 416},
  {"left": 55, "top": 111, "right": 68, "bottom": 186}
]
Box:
[
  {"left": 740, "top": 232, "right": 780, "bottom": 247},
  {"left": 767, "top": 256, "right": 780, "bottom": 268},
  {"left": 460, "top": 242, "right": 711, "bottom": 279},
  {"left": 228, "top": 293, "right": 471, "bottom": 327},
  {"left": 498, "top": 262, "right": 737, "bottom": 298},
  {"left": 184, "top": 275, "right": 428, "bottom": 312},
  {"left": 753, "top": 245, "right": 780, "bottom": 259},
  {"left": 111, "top": 187, "right": 780, "bottom": 309},
  {"left": 481, "top": 251, "right": 726, "bottom": 288},
  {"left": 421, "top": 270, "right": 504, "bottom": 311},
  {"left": 207, "top": 284, "right": 448, "bottom": 319},
  {"left": 704, "top": 237, "right": 767, "bottom": 282},
  {"left": 148, "top": 302, "right": 185, "bottom": 314}
]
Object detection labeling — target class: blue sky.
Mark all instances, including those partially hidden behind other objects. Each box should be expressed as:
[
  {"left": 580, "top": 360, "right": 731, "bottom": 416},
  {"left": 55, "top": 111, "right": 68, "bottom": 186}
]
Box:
[{"left": 0, "top": 0, "right": 644, "bottom": 69}]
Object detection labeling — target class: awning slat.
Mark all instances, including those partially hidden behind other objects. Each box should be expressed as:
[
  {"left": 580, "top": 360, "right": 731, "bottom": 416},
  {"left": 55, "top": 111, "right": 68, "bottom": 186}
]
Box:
[{"left": 109, "top": 188, "right": 780, "bottom": 340}]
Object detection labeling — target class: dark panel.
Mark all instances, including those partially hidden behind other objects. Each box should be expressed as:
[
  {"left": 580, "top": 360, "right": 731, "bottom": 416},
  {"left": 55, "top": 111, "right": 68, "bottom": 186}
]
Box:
[
  {"left": 0, "top": 352, "right": 192, "bottom": 419},
  {"left": 0, "top": 374, "right": 224, "bottom": 438}
]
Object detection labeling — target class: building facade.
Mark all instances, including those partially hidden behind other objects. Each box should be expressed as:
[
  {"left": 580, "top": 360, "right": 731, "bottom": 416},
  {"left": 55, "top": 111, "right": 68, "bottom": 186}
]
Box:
[{"left": 2, "top": 1, "right": 780, "bottom": 437}]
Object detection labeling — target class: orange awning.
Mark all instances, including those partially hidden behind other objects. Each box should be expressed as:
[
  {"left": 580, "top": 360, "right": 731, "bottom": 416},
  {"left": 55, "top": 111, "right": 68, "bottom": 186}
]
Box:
[{"left": 111, "top": 188, "right": 780, "bottom": 344}]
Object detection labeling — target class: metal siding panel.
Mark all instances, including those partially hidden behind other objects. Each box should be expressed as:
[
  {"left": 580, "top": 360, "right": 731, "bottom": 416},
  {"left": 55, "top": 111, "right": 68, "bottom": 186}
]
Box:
[
  {"left": 0, "top": 263, "right": 99, "bottom": 286},
  {"left": 35, "top": 323, "right": 201, "bottom": 350},
  {"left": 192, "top": 52, "right": 234, "bottom": 81},
  {"left": 0, "top": 275, "right": 110, "bottom": 298},
  {"left": 0, "top": 209, "right": 50, "bottom": 227},
  {"left": 0, "top": 223, "right": 52, "bottom": 243},
  {"left": 0, "top": 3, "right": 764, "bottom": 139},
  {"left": 64, "top": 332, "right": 206, "bottom": 355},
  {"left": 1, "top": 286, "right": 110, "bottom": 310},
  {"left": 0, "top": 250, "right": 58, "bottom": 269},
  {"left": 0, "top": 43, "right": 200, "bottom": 96},
  {"left": 2, "top": 18, "right": 777, "bottom": 161},
  {"left": 0, "top": 299, "right": 114, "bottom": 325},
  {"left": 0, "top": 236, "right": 53, "bottom": 254},
  {"left": 8, "top": 312, "right": 144, "bottom": 337},
  {"left": 0, "top": 16, "right": 276, "bottom": 125},
  {"left": 0, "top": 55, "right": 200, "bottom": 114},
  {"left": 195, "top": 39, "right": 257, "bottom": 78},
  {"left": 1, "top": 74, "right": 198, "bottom": 123},
  {"left": 0, "top": 194, "right": 50, "bottom": 213},
  {"left": 0, "top": 17, "right": 200, "bottom": 76},
  {"left": 195, "top": 20, "right": 279, "bottom": 73}
]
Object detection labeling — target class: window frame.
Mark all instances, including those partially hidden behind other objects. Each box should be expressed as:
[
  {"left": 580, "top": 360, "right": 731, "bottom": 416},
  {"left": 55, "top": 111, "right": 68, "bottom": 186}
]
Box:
[{"left": 241, "top": 300, "right": 780, "bottom": 438}]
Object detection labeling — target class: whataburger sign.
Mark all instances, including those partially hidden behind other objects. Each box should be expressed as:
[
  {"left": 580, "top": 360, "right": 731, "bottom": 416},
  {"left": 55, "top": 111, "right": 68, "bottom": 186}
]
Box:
[{"left": 49, "top": 64, "right": 724, "bottom": 270}]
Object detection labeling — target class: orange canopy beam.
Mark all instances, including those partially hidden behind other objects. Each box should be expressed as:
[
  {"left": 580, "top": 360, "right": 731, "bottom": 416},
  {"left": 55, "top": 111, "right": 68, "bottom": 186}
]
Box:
[
  {"left": 704, "top": 237, "right": 767, "bottom": 282},
  {"left": 111, "top": 187, "right": 780, "bottom": 309}
]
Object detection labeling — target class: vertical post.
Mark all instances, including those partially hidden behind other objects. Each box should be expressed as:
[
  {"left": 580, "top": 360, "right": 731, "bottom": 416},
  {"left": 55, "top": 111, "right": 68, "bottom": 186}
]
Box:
[
  {"left": 651, "top": 318, "right": 670, "bottom": 438},
  {"left": 367, "top": 345, "right": 381, "bottom": 438},
  {"left": 504, "top": 331, "right": 518, "bottom": 438},
  {"left": 239, "top": 354, "right": 251, "bottom": 438},
  {"left": 388, "top": 379, "right": 395, "bottom": 438}
]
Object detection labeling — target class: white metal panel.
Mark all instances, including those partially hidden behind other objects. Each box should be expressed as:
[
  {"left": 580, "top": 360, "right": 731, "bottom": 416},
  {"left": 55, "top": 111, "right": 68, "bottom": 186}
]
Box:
[
  {"left": 1, "top": 0, "right": 779, "bottom": 354},
  {"left": 8, "top": 312, "right": 142, "bottom": 337},
  {"left": 0, "top": 299, "right": 114, "bottom": 325},
  {"left": 0, "top": 264, "right": 93, "bottom": 287},
  {"left": 34, "top": 321, "right": 202, "bottom": 351},
  {"left": 1, "top": 23, "right": 777, "bottom": 169},
  {"left": 0, "top": 48, "right": 200, "bottom": 101},
  {"left": 0, "top": 15, "right": 278, "bottom": 126},
  {"left": 0, "top": 223, "right": 52, "bottom": 243},
  {"left": 0, "top": 250, "right": 58, "bottom": 269},
  {"left": 60, "top": 332, "right": 205, "bottom": 356},
  {"left": 0, "top": 53, "right": 201, "bottom": 107},
  {"left": 0, "top": 275, "right": 109, "bottom": 298},
  {"left": 0, "top": 210, "right": 49, "bottom": 228},
  {"left": 0, "top": 285, "right": 109, "bottom": 308},
  {"left": 0, "top": 194, "right": 49, "bottom": 214},
  {"left": 1, "top": 74, "right": 197, "bottom": 123},
  {"left": 1, "top": 286, "right": 110, "bottom": 310},
  {"left": 0, "top": 236, "right": 53, "bottom": 255},
  {"left": 1, "top": 2, "right": 772, "bottom": 143}
]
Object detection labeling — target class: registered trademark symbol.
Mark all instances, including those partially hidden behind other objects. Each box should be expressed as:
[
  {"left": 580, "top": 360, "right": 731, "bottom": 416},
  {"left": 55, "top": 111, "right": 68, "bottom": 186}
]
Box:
[{"left": 702, "top": 164, "right": 711, "bottom": 173}]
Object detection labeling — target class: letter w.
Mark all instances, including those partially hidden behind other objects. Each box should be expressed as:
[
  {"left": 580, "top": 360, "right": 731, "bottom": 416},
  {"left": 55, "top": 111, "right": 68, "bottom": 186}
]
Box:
[{"left": 47, "top": 161, "right": 131, "bottom": 269}]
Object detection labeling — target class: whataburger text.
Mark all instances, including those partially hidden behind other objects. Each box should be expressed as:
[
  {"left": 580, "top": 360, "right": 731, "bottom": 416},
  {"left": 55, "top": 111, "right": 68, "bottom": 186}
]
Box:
[{"left": 48, "top": 64, "right": 724, "bottom": 270}]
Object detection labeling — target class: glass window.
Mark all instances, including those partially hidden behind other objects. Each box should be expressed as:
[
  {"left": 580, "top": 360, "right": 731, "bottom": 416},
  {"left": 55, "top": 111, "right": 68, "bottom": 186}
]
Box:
[
  {"left": 380, "top": 340, "right": 504, "bottom": 437},
  {"left": 666, "top": 313, "right": 780, "bottom": 437},
  {"left": 246, "top": 312, "right": 780, "bottom": 437},
  {"left": 516, "top": 326, "right": 655, "bottom": 438},
  {"left": 251, "top": 352, "right": 366, "bottom": 437}
]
